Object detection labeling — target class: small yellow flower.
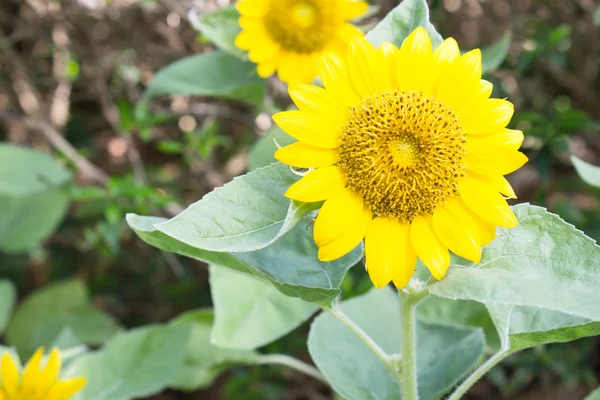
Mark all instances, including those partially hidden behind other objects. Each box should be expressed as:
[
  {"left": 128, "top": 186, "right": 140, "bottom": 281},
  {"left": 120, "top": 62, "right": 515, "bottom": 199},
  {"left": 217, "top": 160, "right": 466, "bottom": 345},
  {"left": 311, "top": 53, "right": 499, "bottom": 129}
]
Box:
[
  {"left": 0, "top": 347, "right": 87, "bottom": 400},
  {"left": 234, "top": 0, "right": 368, "bottom": 84},
  {"left": 274, "top": 28, "right": 528, "bottom": 288}
]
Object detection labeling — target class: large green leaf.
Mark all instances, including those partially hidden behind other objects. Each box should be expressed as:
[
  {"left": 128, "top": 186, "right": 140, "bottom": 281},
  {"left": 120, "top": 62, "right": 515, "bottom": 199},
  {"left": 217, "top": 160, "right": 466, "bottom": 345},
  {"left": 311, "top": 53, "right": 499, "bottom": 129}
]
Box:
[
  {"left": 52, "top": 327, "right": 83, "bottom": 351},
  {"left": 169, "top": 309, "right": 257, "bottom": 391},
  {"left": 142, "top": 51, "right": 265, "bottom": 107},
  {"left": 365, "top": 0, "right": 443, "bottom": 49},
  {"left": 127, "top": 213, "right": 362, "bottom": 305},
  {"left": 0, "top": 281, "right": 16, "bottom": 334},
  {"left": 417, "top": 296, "right": 499, "bottom": 350},
  {"left": 210, "top": 265, "right": 317, "bottom": 349},
  {"left": 586, "top": 388, "right": 600, "bottom": 400},
  {"left": 248, "top": 127, "right": 296, "bottom": 171},
  {"left": 6, "top": 280, "right": 121, "bottom": 357},
  {"left": 308, "top": 288, "right": 485, "bottom": 400},
  {"left": 70, "top": 324, "right": 191, "bottom": 400},
  {"left": 481, "top": 32, "right": 512, "bottom": 75},
  {"left": 485, "top": 304, "right": 600, "bottom": 352},
  {"left": 151, "top": 164, "right": 313, "bottom": 252},
  {"left": 429, "top": 204, "right": 600, "bottom": 351},
  {"left": 571, "top": 155, "right": 600, "bottom": 187},
  {"left": 0, "top": 144, "right": 71, "bottom": 252},
  {"left": 189, "top": 7, "right": 245, "bottom": 59}
]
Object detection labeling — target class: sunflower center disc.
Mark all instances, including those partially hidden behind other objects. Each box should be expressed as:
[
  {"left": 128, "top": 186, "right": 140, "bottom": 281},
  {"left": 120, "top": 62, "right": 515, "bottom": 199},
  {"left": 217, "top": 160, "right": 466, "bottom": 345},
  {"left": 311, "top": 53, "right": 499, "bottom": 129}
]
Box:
[
  {"left": 291, "top": 2, "right": 317, "bottom": 27},
  {"left": 338, "top": 90, "right": 467, "bottom": 222},
  {"left": 264, "top": 0, "right": 334, "bottom": 53}
]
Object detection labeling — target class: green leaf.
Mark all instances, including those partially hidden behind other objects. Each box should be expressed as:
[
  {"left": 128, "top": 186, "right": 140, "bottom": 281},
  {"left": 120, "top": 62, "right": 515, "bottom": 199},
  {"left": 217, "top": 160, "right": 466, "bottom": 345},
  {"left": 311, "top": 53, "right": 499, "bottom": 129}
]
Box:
[
  {"left": 417, "top": 296, "right": 499, "bottom": 350},
  {"left": 248, "top": 127, "right": 296, "bottom": 171},
  {"left": 137, "top": 164, "right": 311, "bottom": 253},
  {"left": 429, "top": 204, "right": 600, "bottom": 351},
  {"left": 571, "top": 155, "right": 600, "bottom": 187},
  {"left": 586, "top": 387, "right": 600, "bottom": 400},
  {"left": 127, "top": 213, "right": 362, "bottom": 305},
  {"left": 189, "top": 7, "right": 245, "bottom": 59},
  {"left": 210, "top": 265, "right": 316, "bottom": 349},
  {"left": 486, "top": 304, "right": 600, "bottom": 352},
  {"left": 0, "top": 281, "right": 16, "bottom": 334},
  {"left": 70, "top": 324, "right": 191, "bottom": 400},
  {"left": 365, "top": 0, "right": 443, "bottom": 49},
  {"left": 308, "top": 288, "right": 485, "bottom": 400},
  {"left": 142, "top": 51, "right": 265, "bottom": 107},
  {"left": 481, "top": 32, "right": 512, "bottom": 74},
  {"left": 52, "top": 327, "right": 82, "bottom": 350},
  {"left": 0, "top": 144, "right": 71, "bottom": 252},
  {"left": 169, "top": 308, "right": 257, "bottom": 391},
  {"left": 6, "top": 280, "right": 121, "bottom": 357}
]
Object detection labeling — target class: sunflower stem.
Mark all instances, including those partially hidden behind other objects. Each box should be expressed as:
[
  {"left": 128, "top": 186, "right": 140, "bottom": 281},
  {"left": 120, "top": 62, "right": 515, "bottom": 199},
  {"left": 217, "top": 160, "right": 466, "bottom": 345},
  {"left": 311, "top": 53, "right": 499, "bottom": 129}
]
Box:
[
  {"left": 256, "top": 354, "right": 329, "bottom": 385},
  {"left": 399, "top": 283, "right": 429, "bottom": 400},
  {"left": 446, "top": 349, "right": 511, "bottom": 400}
]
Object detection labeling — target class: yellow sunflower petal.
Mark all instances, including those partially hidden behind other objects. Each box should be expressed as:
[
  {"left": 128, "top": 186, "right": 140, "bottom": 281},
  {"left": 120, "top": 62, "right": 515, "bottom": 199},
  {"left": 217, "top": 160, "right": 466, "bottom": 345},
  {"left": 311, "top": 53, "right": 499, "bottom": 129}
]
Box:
[
  {"left": 391, "top": 227, "right": 418, "bottom": 289},
  {"left": 435, "top": 49, "right": 482, "bottom": 112},
  {"left": 314, "top": 188, "right": 365, "bottom": 246},
  {"left": 476, "top": 79, "right": 494, "bottom": 100},
  {"left": 462, "top": 200, "right": 497, "bottom": 246},
  {"left": 336, "top": 23, "right": 364, "bottom": 43},
  {"left": 347, "top": 37, "right": 381, "bottom": 97},
  {"left": 275, "top": 142, "right": 339, "bottom": 168},
  {"left": 466, "top": 150, "right": 528, "bottom": 177},
  {"left": 238, "top": 16, "right": 263, "bottom": 31},
  {"left": 365, "top": 217, "right": 394, "bottom": 288},
  {"left": 272, "top": 110, "right": 339, "bottom": 148},
  {"left": 257, "top": 58, "right": 277, "bottom": 78},
  {"left": 410, "top": 216, "right": 450, "bottom": 280},
  {"left": 461, "top": 99, "right": 515, "bottom": 135},
  {"left": 431, "top": 37, "right": 460, "bottom": 81},
  {"left": 46, "top": 377, "right": 87, "bottom": 400},
  {"left": 432, "top": 198, "right": 482, "bottom": 263},
  {"left": 21, "top": 347, "right": 45, "bottom": 391},
  {"left": 466, "top": 128, "right": 524, "bottom": 153},
  {"left": 234, "top": 31, "right": 254, "bottom": 50},
  {"left": 468, "top": 171, "right": 517, "bottom": 199},
  {"left": 37, "top": 348, "right": 61, "bottom": 390},
  {"left": 459, "top": 177, "right": 518, "bottom": 228},
  {"left": 294, "top": 54, "right": 320, "bottom": 85},
  {"left": 365, "top": 217, "right": 416, "bottom": 289},
  {"left": 248, "top": 40, "right": 280, "bottom": 63},
  {"left": 236, "top": 0, "right": 267, "bottom": 17},
  {"left": 318, "top": 52, "right": 361, "bottom": 107},
  {"left": 318, "top": 208, "right": 371, "bottom": 262},
  {"left": 340, "top": 0, "right": 369, "bottom": 20},
  {"left": 277, "top": 52, "right": 305, "bottom": 84},
  {"left": 396, "top": 26, "right": 435, "bottom": 94},
  {"left": 1, "top": 352, "right": 20, "bottom": 395},
  {"left": 284, "top": 166, "right": 347, "bottom": 202},
  {"left": 288, "top": 84, "right": 347, "bottom": 122},
  {"left": 378, "top": 42, "right": 400, "bottom": 92}
]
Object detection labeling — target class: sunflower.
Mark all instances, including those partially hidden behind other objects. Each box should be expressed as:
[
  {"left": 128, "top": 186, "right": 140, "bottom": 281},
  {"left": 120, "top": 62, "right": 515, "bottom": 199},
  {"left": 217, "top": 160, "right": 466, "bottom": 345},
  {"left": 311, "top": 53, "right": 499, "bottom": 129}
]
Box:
[
  {"left": 234, "top": 0, "right": 368, "bottom": 85},
  {"left": 273, "top": 27, "right": 528, "bottom": 289},
  {"left": 0, "top": 347, "right": 87, "bottom": 400}
]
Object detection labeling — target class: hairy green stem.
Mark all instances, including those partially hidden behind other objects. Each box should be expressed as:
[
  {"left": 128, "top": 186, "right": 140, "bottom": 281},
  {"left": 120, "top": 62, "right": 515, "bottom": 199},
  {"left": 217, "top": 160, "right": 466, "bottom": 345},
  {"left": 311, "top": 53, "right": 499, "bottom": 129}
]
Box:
[
  {"left": 447, "top": 350, "right": 511, "bottom": 400},
  {"left": 256, "top": 354, "right": 329, "bottom": 385},
  {"left": 399, "top": 286, "right": 429, "bottom": 400},
  {"left": 399, "top": 294, "right": 418, "bottom": 399}
]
